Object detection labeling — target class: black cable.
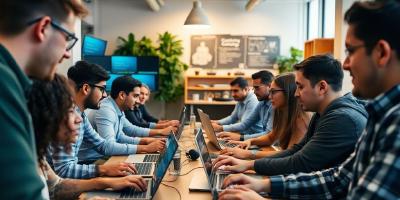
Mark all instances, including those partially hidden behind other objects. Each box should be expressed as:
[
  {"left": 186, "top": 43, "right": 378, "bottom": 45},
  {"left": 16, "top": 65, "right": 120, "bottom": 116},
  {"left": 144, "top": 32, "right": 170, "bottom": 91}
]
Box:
[
  {"left": 178, "top": 166, "right": 203, "bottom": 176},
  {"left": 161, "top": 183, "right": 182, "bottom": 200}
]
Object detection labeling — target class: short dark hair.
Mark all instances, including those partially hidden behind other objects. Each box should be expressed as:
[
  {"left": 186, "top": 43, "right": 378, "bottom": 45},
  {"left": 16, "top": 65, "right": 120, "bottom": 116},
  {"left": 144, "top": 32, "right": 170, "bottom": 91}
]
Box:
[
  {"left": 230, "top": 77, "right": 248, "bottom": 89},
  {"left": 67, "top": 60, "right": 110, "bottom": 90},
  {"left": 251, "top": 70, "right": 274, "bottom": 85},
  {"left": 0, "top": 0, "right": 88, "bottom": 36},
  {"left": 344, "top": 0, "right": 400, "bottom": 59},
  {"left": 110, "top": 76, "right": 142, "bottom": 99},
  {"left": 294, "top": 54, "right": 343, "bottom": 92}
]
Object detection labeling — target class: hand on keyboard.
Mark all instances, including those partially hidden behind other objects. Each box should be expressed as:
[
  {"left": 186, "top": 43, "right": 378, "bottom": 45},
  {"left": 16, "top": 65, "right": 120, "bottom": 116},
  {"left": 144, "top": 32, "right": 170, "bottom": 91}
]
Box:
[
  {"left": 217, "top": 132, "right": 241, "bottom": 141},
  {"left": 219, "top": 147, "right": 252, "bottom": 159},
  {"left": 98, "top": 162, "right": 138, "bottom": 177},
  {"left": 105, "top": 175, "right": 147, "bottom": 192}
]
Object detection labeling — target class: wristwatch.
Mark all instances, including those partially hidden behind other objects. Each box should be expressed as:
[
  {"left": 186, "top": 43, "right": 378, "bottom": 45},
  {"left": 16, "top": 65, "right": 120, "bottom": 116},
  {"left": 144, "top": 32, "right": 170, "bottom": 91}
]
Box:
[
  {"left": 250, "top": 149, "right": 258, "bottom": 160},
  {"left": 240, "top": 135, "right": 244, "bottom": 141}
]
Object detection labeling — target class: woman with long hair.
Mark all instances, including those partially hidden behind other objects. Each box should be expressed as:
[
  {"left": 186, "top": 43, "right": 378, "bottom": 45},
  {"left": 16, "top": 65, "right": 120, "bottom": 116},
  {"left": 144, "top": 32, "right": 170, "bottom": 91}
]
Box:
[
  {"left": 28, "top": 74, "right": 147, "bottom": 200},
  {"left": 220, "top": 73, "right": 310, "bottom": 159}
]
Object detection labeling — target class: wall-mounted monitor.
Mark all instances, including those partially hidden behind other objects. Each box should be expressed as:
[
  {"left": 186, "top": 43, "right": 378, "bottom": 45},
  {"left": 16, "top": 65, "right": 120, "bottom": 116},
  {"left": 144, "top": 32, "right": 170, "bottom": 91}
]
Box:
[
  {"left": 137, "top": 56, "right": 159, "bottom": 73},
  {"left": 83, "top": 56, "right": 111, "bottom": 72},
  {"left": 132, "top": 74, "right": 158, "bottom": 91},
  {"left": 82, "top": 35, "right": 107, "bottom": 56},
  {"left": 111, "top": 56, "right": 137, "bottom": 74}
]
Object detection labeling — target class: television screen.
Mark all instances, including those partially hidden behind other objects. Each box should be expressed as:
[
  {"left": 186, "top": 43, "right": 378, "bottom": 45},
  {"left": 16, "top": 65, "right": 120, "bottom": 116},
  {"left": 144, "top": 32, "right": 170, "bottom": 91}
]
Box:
[
  {"left": 111, "top": 56, "right": 137, "bottom": 74},
  {"left": 132, "top": 74, "right": 158, "bottom": 91},
  {"left": 83, "top": 56, "right": 111, "bottom": 72},
  {"left": 106, "top": 74, "right": 123, "bottom": 92},
  {"left": 82, "top": 35, "right": 107, "bottom": 56},
  {"left": 137, "top": 56, "right": 159, "bottom": 73}
]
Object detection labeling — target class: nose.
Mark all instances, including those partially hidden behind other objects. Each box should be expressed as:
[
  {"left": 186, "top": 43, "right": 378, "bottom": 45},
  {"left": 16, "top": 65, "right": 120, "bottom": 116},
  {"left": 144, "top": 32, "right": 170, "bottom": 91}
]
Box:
[
  {"left": 342, "top": 56, "right": 350, "bottom": 72},
  {"left": 75, "top": 112, "right": 83, "bottom": 124},
  {"left": 294, "top": 88, "right": 300, "bottom": 97}
]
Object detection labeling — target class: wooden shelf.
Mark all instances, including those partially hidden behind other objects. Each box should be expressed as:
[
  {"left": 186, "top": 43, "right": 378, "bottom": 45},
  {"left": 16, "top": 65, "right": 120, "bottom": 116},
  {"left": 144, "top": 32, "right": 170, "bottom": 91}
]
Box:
[
  {"left": 187, "top": 86, "right": 231, "bottom": 91},
  {"left": 185, "top": 100, "right": 237, "bottom": 105},
  {"left": 304, "top": 38, "right": 334, "bottom": 59}
]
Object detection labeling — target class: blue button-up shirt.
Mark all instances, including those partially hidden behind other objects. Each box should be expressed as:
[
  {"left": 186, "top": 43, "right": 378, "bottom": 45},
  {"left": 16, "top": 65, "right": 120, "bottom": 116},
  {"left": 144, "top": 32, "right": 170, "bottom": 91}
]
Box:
[
  {"left": 268, "top": 85, "right": 400, "bottom": 199},
  {"left": 79, "top": 97, "right": 150, "bottom": 162},
  {"left": 223, "top": 99, "right": 273, "bottom": 139},
  {"left": 47, "top": 106, "right": 138, "bottom": 179},
  {"left": 218, "top": 92, "right": 261, "bottom": 133}
]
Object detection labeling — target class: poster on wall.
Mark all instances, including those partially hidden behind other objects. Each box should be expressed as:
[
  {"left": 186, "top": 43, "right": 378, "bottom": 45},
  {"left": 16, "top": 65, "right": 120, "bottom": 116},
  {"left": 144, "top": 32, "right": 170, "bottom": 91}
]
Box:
[
  {"left": 190, "top": 35, "right": 217, "bottom": 68},
  {"left": 246, "top": 36, "right": 280, "bottom": 68},
  {"left": 216, "top": 35, "right": 245, "bottom": 68}
]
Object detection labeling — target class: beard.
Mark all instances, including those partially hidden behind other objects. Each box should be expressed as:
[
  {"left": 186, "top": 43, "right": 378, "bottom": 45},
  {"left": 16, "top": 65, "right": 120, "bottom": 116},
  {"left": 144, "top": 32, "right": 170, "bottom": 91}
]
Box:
[{"left": 84, "top": 91, "right": 101, "bottom": 110}]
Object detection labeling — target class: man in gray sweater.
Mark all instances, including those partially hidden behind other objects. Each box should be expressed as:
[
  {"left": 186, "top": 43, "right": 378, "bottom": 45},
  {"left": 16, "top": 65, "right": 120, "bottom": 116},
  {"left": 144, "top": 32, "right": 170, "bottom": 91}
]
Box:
[{"left": 213, "top": 54, "right": 368, "bottom": 176}]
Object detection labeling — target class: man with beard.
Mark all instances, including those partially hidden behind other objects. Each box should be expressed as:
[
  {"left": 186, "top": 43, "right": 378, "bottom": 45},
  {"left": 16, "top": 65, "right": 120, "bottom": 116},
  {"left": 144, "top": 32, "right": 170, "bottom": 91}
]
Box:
[
  {"left": 48, "top": 61, "right": 164, "bottom": 179},
  {"left": 212, "top": 77, "right": 262, "bottom": 134},
  {"left": 0, "top": 0, "right": 87, "bottom": 199}
]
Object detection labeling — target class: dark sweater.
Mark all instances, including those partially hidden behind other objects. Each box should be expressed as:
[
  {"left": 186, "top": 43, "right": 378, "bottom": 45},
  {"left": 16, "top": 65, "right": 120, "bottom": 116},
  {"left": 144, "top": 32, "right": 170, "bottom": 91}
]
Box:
[
  {"left": 125, "top": 105, "right": 159, "bottom": 128},
  {"left": 254, "top": 93, "right": 368, "bottom": 176}
]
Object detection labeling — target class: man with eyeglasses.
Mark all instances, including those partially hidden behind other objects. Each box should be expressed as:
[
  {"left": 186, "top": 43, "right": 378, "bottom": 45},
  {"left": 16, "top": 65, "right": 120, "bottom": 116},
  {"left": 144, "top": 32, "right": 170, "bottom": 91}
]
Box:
[
  {"left": 218, "top": 1, "right": 400, "bottom": 199},
  {"left": 0, "top": 0, "right": 87, "bottom": 199},
  {"left": 212, "top": 71, "right": 274, "bottom": 141},
  {"left": 211, "top": 76, "right": 262, "bottom": 139}
]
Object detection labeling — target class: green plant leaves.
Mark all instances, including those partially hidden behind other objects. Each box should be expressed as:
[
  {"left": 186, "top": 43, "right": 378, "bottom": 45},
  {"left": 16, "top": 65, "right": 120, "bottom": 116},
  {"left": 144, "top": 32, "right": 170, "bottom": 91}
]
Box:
[{"left": 276, "top": 47, "right": 303, "bottom": 74}]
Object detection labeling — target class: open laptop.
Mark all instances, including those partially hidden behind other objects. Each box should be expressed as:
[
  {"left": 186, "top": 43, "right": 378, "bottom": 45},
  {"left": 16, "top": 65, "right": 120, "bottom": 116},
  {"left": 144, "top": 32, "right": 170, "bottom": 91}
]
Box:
[
  {"left": 125, "top": 106, "right": 186, "bottom": 164},
  {"left": 86, "top": 133, "right": 179, "bottom": 200},
  {"left": 125, "top": 133, "right": 175, "bottom": 178},
  {"left": 197, "top": 109, "right": 238, "bottom": 150}
]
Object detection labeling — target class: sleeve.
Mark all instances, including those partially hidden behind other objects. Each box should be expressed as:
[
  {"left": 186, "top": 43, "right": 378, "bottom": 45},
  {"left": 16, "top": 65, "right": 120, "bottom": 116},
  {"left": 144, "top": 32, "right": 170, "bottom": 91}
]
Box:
[
  {"left": 253, "top": 113, "right": 361, "bottom": 175},
  {"left": 218, "top": 104, "right": 239, "bottom": 125},
  {"left": 222, "top": 104, "right": 260, "bottom": 132},
  {"left": 0, "top": 68, "right": 44, "bottom": 199},
  {"left": 122, "top": 117, "right": 150, "bottom": 137},
  {"left": 141, "top": 105, "right": 159, "bottom": 123},
  {"left": 268, "top": 155, "right": 354, "bottom": 199},
  {"left": 125, "top": 109, "right": 151, "bottom": 128}
]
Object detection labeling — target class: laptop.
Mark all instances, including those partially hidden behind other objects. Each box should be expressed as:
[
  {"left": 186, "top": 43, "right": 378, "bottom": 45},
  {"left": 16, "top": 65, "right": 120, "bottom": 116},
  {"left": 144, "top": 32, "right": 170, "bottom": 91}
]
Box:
[
  {"left": 125, "top": 106, "right": 186, "bottom": 164},
  {"left": 197, "top": 109, "right": 238, "bottom": 150},
  {"left": 86, "top": 133, "right": 179, "bottom": 200},
  {"left": 125, "top": 133, "right": 175, "bottom": 178}
]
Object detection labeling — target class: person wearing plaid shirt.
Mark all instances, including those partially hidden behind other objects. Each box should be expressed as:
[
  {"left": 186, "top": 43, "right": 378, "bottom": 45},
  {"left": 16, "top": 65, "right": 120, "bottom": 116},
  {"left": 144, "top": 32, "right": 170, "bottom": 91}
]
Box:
[
  {"left": 48, "top": 61, "right": 139, "bottom": 179},
  {"left": 218, "top": 1, "right": 400, "bottom": 199}
]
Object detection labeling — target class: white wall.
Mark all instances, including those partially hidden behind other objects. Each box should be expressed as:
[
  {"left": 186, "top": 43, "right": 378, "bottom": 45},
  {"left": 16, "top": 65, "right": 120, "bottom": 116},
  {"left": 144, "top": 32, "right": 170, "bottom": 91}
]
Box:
[
  {"left": 57, "top": 19, "right": 82, "bottom": 76},
  {"left": 94, "top": 0, "right": 307, "bottom": 63}
]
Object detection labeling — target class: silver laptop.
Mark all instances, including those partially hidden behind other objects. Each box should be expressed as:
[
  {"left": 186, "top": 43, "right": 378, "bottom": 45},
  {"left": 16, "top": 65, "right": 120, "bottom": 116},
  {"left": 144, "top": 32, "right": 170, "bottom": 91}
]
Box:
[
  {"left": 197, "top": 109, "right": 238, "bottom": 150},
  {"left": 175, "top": 105, "right": 187, "bottom": 140},
  {"left": 86, "top": 134, "right": 179, "bottom": 200}
]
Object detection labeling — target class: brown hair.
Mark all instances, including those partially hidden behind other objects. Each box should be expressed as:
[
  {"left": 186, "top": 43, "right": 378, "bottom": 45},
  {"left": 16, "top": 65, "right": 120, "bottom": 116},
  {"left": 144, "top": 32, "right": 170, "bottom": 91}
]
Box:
[
  {"left": 28, "top": 74, "right": 75, "bottom": 169},
  {"left": 272, "top": 73, "right": 307, "bottom": 149},
  {"left": 0, "top": 0, "right": 88, "bottom": 35}
]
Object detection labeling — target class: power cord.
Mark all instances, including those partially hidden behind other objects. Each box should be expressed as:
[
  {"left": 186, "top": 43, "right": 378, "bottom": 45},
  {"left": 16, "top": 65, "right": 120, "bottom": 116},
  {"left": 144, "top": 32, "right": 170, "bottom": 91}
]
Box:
[
  {"left": 178, "top": 166, "right": 203, "bottom": 176},
  {"left": 161, "top": 183, "right": 182, "bottom": 200}
]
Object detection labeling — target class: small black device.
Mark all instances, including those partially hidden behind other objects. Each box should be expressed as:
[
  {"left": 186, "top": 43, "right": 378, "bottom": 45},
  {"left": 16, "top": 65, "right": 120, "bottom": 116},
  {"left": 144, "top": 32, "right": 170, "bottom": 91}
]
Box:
[{"left": 185, "top": 149, "right": 200, "bottom": 161}]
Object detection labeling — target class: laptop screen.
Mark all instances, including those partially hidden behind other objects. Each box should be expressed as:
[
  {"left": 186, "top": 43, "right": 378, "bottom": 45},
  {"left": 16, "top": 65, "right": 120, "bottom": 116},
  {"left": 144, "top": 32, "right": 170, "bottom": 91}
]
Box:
[
  {"left": 175, "top": 106, "right": 186, "bottom": 140},
  {"left": 195, "top": 129, "right": 215, "bottom": 187},
  {"left": 152, "top": 134, "right": 178, "bottom": 196}
]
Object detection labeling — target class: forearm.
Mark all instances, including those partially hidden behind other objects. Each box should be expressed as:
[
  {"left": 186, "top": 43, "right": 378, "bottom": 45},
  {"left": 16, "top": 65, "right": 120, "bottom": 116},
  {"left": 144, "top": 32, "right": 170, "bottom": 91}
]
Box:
[
  {"left": 154, "top": 123, "right": 168, "bottom": 129},
  {"left": 136, "top": 145, "right": 150, "bottom": 153},
  {"left": 255, "top": 150, "right": 280, "bottom": 159},
  {"left": 251, "top": 132, "right": 275, "bottom": 146},
  {"left": 148, "top": 129, "right": 163, "bottom": 136},
  {"left": 51, "top": 178, "right": 107, "bottom": 200}
]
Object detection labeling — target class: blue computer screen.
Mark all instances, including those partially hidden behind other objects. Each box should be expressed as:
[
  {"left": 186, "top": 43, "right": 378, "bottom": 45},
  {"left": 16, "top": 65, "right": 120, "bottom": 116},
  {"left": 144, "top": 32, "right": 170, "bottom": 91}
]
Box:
[
  {"left": 82, "top": 35, "right": 107, "bottom": 56},
  {"left": 106, "top": 74, "right": 123, "bottom": 92},
  {"left": 137, "top": 56, "right": 159, "bottom": 72},
  {"left": 131, "top": 74, "right": 157, "bottom": 91},
  {"left": 111, "top": 56, "right": 137, "bottom": 74},
  {"left": 83, "top": 56, "right": 111, "bottom": 72}
]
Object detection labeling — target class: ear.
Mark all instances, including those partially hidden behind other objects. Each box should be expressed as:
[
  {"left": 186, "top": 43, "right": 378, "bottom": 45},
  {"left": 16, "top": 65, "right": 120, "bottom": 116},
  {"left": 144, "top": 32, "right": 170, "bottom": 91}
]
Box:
[
  {"left": 32, "top": 16, "right": 52, "bottom": 42},
  {"left": 118, "top": 91, "right": 126, "bottom": 100},
  {"left": 317, "top": 80, "right": 329, "bottom": 95},
  {"left": 81, "top": 84, "right": 91, "bottom": 96},
  {"left": 374, "top": 39, "right": 392, "bottom": 68}
]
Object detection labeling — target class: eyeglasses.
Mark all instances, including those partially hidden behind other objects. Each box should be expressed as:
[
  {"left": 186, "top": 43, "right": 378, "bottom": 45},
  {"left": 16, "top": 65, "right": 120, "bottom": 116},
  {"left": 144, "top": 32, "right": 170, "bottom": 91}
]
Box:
[
  {"left": 269, "top": 89, "right": 285, "bottom": 96},
  {"left": 27, "top": 17, "right": 78, "bottom": 51},
  {"left": 89, "top": 84, "right": 107, "bottom": 95},
  {"left": 345, "top": 44, "right": 365, "bottom": 57}
]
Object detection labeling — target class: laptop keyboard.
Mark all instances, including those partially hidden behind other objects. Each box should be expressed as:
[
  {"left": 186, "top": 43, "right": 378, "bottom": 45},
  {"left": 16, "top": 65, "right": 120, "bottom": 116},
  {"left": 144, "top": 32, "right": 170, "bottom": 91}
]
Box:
[
  {"left": 119, "top": 180, "right": 149, "bottom": 199},
  {"left": 135, "top": 163, "right": 152, "bottom": 175},
  {"left": 219, "top": 140, "right": 238, "bottom": 148},
  {"left": 217, "top": 174, "right": 229, "bottom": 189},
  {"left": 143, "top": 154, "right": 159, "bottom": 162}
]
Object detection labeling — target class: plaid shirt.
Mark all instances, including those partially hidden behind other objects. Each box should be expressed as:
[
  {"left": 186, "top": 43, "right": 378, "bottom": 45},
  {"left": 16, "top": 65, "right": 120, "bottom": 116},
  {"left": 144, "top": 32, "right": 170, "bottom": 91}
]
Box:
[{"left": 269, "top": 85, "right": 400, "bottom": 199}]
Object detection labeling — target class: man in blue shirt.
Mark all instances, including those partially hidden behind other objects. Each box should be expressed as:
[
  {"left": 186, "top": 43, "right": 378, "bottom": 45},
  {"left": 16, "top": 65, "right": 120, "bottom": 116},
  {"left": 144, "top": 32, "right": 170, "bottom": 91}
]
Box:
[
  {"left": 213, "top": 71, "right": 274, "bottom": 141},
  {"left": 80, "top": 76, "right": 170, "bottom": 162},
  {"left": 212, "top": 77, "right": 262, "bottom": 134},
  {"left": 219, "top": 1, "right": 400, "bottom": 199},
  {"left": 48, "top": 61, "right": 164, "bottom": 179}
]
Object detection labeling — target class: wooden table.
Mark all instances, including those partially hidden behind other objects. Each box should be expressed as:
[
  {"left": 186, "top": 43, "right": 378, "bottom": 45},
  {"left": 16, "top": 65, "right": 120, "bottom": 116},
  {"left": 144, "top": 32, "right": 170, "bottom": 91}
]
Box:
[{"left": 96, "top": 125, "right": 275, "bottom": 200}]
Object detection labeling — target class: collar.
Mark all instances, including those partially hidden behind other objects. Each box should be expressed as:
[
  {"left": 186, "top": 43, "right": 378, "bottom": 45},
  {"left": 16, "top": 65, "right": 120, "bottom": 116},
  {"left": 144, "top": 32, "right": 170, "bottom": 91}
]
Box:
[{"left": 366, "top": 84, "right": 400, "bottom": 119}]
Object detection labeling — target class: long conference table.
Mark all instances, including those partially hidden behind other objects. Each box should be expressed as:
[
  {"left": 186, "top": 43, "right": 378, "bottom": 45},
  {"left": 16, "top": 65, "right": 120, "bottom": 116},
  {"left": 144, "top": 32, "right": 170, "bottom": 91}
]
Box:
[{"left": 83, "top": 125, "right": 275, "bottom": 200}]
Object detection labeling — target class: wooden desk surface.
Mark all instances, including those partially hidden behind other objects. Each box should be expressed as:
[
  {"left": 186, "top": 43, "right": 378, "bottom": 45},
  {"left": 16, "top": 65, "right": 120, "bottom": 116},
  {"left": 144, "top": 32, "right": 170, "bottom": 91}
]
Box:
[{"left": 103, "top": 126, "right": 275, "bottom": 200}]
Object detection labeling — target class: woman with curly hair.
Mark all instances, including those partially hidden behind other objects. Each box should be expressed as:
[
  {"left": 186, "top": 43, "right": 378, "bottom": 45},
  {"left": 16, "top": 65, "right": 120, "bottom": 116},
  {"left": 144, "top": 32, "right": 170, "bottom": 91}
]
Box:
[{"left": 28, "top": 74, "right": 147, "bottom": 200}]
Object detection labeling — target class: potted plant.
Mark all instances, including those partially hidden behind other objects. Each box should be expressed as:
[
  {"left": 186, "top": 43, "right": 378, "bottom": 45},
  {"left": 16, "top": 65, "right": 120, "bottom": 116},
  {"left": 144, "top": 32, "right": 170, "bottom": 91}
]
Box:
[{"left": 276, "top": 47, "right": 303, "bottom": 73}]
